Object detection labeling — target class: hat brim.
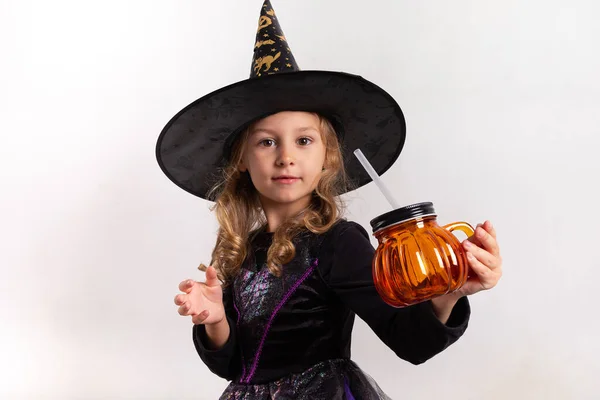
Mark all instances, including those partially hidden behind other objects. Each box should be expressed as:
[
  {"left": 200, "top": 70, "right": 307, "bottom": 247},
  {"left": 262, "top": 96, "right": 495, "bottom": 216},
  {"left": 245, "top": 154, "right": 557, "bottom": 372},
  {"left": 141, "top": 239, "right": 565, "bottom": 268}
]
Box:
[{"left": 156, "top": 70, "right": 406, "bottom": 200}]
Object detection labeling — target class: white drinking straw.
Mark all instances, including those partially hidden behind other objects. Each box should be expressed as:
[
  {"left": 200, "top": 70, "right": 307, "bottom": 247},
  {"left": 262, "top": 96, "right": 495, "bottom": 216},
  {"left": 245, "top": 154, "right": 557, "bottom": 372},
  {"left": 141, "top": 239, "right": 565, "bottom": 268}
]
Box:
[{"left": 353, "top": 149, "right": 399, "bottom": 209}]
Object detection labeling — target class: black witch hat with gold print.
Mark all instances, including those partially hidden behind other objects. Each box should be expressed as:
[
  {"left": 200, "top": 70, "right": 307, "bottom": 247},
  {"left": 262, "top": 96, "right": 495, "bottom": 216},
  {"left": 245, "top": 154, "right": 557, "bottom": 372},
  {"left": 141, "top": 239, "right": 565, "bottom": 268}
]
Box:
[{"left": 156, "top": 0, "right": 406, "bottom": 200}]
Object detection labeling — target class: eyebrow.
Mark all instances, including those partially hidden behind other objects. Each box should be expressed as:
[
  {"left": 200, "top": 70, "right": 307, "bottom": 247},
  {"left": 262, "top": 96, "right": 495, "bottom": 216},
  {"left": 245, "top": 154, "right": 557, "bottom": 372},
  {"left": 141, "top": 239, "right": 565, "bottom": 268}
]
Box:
[{"left": 250, "top": 127, "right": 319, "bottom": 136}]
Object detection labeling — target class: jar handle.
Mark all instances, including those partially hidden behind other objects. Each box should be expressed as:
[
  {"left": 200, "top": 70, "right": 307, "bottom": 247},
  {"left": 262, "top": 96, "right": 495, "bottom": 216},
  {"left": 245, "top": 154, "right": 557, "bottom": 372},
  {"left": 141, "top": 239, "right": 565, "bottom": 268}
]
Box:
[{"left": 443, "top": 221, "right": 475, "bottom": 238}]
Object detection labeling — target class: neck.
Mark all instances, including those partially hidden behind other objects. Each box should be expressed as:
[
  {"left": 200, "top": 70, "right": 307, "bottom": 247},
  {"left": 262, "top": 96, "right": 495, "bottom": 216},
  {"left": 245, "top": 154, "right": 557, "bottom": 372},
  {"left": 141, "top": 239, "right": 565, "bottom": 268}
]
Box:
[{"left": 260, "top": 194, "right": 312, "bottom": 232}]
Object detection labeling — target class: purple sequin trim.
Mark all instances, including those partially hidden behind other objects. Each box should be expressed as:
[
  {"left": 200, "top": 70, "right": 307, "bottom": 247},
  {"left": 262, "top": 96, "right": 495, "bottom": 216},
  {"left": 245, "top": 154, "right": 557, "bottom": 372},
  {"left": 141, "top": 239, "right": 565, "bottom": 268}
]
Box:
[
  {"left": 344, "top": 377, "right": 356, "bottom": 400},
  {"left": 232, "top": 299, "right": 247, "bottom": 382},
  {"left": 242, "top": 258, "right": 319, "bottom": 384}
]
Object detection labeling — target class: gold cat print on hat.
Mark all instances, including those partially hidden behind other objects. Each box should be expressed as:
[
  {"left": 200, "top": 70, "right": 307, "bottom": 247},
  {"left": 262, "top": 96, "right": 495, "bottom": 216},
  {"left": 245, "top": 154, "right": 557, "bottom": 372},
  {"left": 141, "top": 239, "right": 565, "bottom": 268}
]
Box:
[{"left": 254, "top": 52, "right": 281, "bottom": 75}]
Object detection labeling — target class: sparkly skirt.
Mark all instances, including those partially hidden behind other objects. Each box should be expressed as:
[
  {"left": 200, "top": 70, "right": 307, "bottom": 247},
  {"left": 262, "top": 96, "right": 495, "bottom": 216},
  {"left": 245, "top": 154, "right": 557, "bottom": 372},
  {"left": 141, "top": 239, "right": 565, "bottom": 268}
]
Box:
[{"left": 219, "top": 358, "right": 391, "bottom": 400}]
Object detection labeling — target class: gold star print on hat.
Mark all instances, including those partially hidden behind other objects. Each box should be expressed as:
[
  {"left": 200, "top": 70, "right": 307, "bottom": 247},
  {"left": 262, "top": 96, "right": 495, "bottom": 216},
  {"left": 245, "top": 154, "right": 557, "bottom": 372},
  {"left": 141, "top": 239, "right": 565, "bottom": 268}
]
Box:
[{"left": 250, "top": 0, "right": 299, "bottom": 77}]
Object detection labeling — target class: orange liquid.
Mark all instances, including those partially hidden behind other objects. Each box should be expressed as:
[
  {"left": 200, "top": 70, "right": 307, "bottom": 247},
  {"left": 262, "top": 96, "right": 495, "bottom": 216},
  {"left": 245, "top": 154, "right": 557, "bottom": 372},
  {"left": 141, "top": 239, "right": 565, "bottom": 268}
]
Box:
[{"left": 372, "top": 216, "right": 470, "bottom": 307}]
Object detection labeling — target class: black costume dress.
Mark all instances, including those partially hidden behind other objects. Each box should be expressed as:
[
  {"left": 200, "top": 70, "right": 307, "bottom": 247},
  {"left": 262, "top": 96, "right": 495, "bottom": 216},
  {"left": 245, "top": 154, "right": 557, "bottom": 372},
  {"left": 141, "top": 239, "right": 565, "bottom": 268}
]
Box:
[{"left": 193, "top": 220, "right": 471, "bottom": 399}]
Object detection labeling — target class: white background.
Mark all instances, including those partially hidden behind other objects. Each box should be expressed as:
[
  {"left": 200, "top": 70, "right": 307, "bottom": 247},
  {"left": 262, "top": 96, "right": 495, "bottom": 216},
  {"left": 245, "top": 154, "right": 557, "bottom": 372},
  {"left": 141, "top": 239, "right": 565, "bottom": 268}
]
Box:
[{"left": 2, "top": 0, "right": 599, "bottom": 398}]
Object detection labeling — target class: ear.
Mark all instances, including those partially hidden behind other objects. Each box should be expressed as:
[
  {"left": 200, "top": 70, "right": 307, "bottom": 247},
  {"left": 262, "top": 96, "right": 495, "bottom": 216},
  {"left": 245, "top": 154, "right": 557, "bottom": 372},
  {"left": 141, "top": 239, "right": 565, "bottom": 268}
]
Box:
[{"left": 238, "top": 161, "right": 247, "bottom": 172}]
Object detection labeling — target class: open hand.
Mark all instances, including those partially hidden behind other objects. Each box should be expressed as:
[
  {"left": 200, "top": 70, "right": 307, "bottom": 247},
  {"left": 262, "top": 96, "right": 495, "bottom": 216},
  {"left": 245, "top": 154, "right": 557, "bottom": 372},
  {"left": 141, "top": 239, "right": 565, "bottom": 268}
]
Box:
[{"left": 174, "top": 266, "right": 225, "bottom": 325}]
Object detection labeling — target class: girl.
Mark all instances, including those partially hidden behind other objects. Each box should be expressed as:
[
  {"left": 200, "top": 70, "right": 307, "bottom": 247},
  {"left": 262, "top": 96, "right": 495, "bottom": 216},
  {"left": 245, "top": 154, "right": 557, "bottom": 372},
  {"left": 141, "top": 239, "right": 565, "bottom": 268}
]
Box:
[{"left": 158, "top": 2, "right": 502, "bottom": 399}]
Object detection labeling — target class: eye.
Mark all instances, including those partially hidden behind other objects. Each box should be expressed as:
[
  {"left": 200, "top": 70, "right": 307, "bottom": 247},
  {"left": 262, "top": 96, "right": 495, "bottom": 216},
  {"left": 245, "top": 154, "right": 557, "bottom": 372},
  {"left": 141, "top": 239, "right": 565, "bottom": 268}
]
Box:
[
  {"left": 259, "top": 139, "right": 275, "bottom": 147},
  {"left": 298, "top": 137, "right": 313, "bottom": 146}
]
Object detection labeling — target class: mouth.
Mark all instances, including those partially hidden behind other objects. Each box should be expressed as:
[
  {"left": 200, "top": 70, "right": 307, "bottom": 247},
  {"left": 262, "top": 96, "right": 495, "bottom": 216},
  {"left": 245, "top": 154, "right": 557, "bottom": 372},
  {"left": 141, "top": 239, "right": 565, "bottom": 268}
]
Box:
[{"left": 272, "top": 176, "right": 300, "bottom": 184}]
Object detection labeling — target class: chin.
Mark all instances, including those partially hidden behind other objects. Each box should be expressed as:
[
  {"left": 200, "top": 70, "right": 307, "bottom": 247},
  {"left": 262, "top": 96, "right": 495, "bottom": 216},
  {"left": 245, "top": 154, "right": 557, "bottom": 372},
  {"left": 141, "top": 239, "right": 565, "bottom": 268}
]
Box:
[
  {"left": 262, "top": 191, "right": 311, "bottom": 205},
  {"left": 271, "top": 194, "right": 305, "bottom": 204}
]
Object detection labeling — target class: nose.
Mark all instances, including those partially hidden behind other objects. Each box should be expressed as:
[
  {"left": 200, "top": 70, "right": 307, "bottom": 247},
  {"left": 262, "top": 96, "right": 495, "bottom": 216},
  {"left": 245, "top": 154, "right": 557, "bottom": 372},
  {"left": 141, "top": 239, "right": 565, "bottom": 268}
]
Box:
[{"left": 276, "top": 143, "right": 295, "bottom": 166}]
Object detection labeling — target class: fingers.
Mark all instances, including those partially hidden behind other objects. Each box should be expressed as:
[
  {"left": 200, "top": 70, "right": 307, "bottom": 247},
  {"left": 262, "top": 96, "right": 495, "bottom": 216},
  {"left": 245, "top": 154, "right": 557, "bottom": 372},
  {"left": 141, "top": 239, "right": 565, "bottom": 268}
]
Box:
[
  {"left": 175, "top": 281, "right": 195, "bottom": 316},
  {"left": 178, "top": 279, "right": 195, "bottom": 294},
  {"left": 178, "top": 303, "right": 192, "bottom": 316},
  {"left": 466, "top": 223, "right": 483, "bottom": 245},
  {"left": 463, "top": 239, "right": 499, "bottom": 269},
  {"left": 470, "top": 224, "right": 500, "bottom": 257},
  {"left": 459, "top": 220, "right": 502, "bottom": 296},
  {"left": 192, "top": 310, "right": 210, "bottom": 325},
  {"left": 174, "top": 293, "right": 193, "bottom": 316},
  {"left": 174, "top": 293, "right": 186, "bottom": 306},
  {"left": 466, "top": 252, "right": 500, "bottom": 290},
  {"left": 483, "top": 220, "right": 497, "bottom": 239},
  {"left": 204, "top": 266, "right": 220, "bottom": 287}
]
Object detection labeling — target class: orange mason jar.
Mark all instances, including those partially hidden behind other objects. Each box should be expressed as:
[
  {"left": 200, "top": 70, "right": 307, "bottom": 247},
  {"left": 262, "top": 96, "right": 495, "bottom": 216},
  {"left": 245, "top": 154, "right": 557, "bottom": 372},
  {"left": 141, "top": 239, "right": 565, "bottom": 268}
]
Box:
[{"left": 370, "top": 202, "right": 475, "bottom": 307}]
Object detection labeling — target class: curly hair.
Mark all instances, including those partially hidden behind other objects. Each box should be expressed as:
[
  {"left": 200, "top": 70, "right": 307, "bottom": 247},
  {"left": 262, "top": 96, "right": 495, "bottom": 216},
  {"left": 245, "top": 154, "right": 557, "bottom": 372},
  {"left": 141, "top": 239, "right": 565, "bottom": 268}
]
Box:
[{"left": 199, "top": 113, "right": 354, "bottom": 285}]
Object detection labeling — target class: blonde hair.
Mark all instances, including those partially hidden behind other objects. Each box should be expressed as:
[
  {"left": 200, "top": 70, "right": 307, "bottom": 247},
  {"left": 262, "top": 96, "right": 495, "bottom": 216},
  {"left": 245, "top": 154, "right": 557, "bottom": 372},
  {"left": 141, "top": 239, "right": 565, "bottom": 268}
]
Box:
[{"left": 199, "top": 113, "right": 353, "bottom": 285}]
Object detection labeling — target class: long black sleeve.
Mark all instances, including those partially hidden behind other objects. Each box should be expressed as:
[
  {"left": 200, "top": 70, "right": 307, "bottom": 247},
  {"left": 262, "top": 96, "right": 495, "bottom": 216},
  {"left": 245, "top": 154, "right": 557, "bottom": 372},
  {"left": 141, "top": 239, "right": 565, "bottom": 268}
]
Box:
[
  {"left": 192, "top": 285, "right": 241, "bottom": 380},
  {"left": 318, "top": 220, "right": 471, "bottom": 365}
]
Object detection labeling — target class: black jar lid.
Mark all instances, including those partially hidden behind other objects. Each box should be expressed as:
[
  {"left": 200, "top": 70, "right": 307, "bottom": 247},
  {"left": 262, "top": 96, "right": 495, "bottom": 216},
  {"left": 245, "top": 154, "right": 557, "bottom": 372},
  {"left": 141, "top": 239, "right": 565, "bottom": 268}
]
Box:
[{"left": 370, "top": 202, "right": 437, "bottom": 232}]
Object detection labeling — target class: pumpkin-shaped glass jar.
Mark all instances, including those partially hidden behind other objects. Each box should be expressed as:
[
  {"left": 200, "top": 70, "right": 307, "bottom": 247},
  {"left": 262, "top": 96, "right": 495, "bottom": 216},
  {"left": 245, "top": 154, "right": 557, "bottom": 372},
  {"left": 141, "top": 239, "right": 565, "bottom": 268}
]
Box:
[{"left": 370, "top": 202, "right": 474, "bottom": 308}]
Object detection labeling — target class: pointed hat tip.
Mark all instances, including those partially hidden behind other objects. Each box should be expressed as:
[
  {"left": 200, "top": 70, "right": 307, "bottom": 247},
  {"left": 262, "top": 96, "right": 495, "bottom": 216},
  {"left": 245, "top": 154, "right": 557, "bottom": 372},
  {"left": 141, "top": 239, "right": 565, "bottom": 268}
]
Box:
[{"left": 250, "top": 0, "right": 299, "bottom": 78}]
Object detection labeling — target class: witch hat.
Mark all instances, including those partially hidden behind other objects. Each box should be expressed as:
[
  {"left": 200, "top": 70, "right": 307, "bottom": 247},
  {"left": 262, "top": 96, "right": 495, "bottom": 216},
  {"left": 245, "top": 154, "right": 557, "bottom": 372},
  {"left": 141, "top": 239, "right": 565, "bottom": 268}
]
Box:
[{"left": 156, "top": 0, "right": 406, "bottom": 200}]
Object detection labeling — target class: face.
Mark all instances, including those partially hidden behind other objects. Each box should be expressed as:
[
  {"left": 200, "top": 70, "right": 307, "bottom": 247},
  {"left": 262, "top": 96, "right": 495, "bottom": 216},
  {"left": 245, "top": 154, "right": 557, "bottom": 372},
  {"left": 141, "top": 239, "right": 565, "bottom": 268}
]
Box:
[{"left": 239, "top": 111, "right": 327, "bottom": 212}]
